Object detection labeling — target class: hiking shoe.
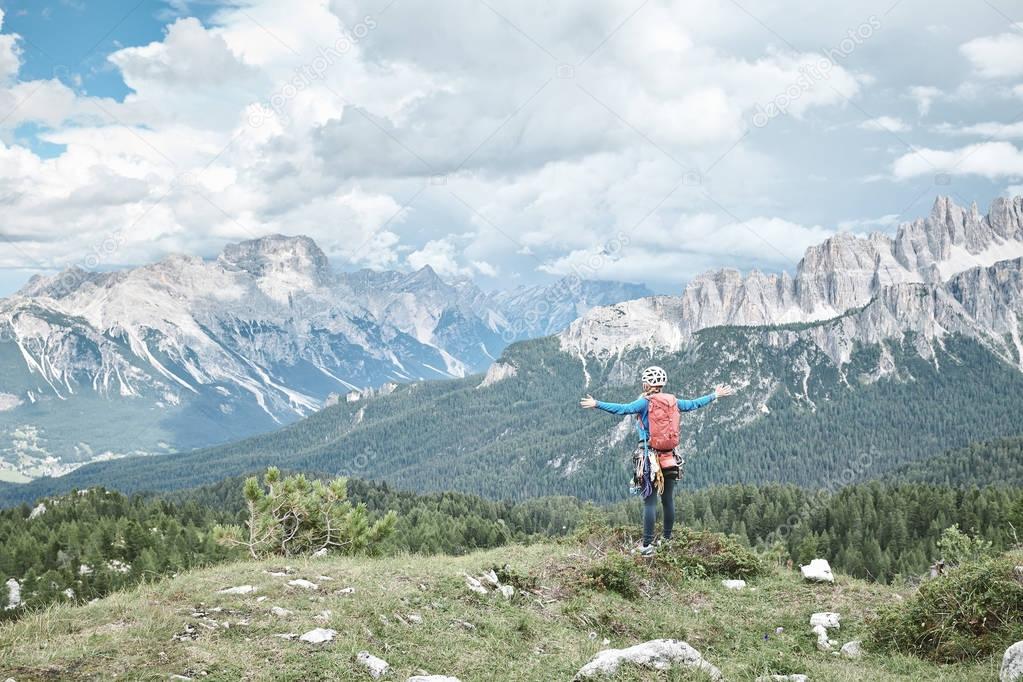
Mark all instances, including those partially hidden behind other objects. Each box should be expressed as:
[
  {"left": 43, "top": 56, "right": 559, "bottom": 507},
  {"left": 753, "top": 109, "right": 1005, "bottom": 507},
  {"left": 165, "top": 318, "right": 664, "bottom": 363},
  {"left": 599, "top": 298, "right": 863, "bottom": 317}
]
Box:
[{"left": 639, "top": 544, "right": 656, "bottom": 557}]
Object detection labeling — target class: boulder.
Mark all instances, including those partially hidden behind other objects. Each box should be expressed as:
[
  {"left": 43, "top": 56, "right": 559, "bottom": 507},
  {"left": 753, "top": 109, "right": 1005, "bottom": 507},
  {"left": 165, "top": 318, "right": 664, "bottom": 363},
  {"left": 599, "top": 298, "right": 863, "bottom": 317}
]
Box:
[
  {"left": 721, "top": 579, "right": 746, "bottom": 590},
  {"left": 574, "top": 639, "right": 722, "bottom": 680},
  {"left": 498, "top": 584, "right": 515, "bottom": 600},
  {"left": 299, "top": 628, "right": 336, "bottom": 644},
  {"left": 287, "top": 579, "right": 318, "bottom": 590},
  {"left": 217, "top": 585, "right": 256, "bottom": 595},
  {"left": 356, "top": 651, "right": 390, "bottom": 679},
  {"left": 800, "top": 559, "right": 834, "bottom": 583},
  {"left": 463, "top": 574, "right": 488, "bottom": 596},
  {"left": 481, "top": 570, "right": 501, "bottom": 587},
  {"left": 270, "top": 606, "right": 292, "bottom": 617},
  {"left": 5, "top": 578, "right": 21, "bottom": 610},
  {"left": 810, "top": 612, "right": 840, "bottom": 651},
  {"left": 841, "top": 640, "right": 863, "bottom": 659},
  {"left": 1002, "top": 640, "right": 1023, "bottom": 682},
  {"left": 810, "top": 612, "right": 841, "bottom": 629}
]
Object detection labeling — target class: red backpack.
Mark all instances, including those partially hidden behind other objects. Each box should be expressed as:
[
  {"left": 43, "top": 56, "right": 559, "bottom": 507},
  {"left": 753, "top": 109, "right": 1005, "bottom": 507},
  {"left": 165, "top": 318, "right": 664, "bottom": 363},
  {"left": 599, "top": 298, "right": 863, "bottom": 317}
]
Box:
[{"left": 644, "top": 392, "right": 680, "bottom": 451}]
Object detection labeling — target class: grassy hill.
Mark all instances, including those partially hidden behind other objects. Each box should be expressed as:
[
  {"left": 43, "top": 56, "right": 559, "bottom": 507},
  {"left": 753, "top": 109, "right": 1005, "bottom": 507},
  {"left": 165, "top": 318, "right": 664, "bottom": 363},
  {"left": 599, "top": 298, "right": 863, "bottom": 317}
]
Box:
[{"left": 0, "top": 532, "right": 1008, "bottom": 681}]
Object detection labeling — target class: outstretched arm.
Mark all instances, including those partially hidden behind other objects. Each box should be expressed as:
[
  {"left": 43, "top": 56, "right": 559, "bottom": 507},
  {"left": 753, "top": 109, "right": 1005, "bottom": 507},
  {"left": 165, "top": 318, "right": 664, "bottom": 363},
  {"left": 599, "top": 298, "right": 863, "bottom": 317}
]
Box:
[
  {"left": 579, "top": 395, "right": 647, "bottom": 414},
  {"left": 677, "top": 384, "right": 735, "bottom": 411}
]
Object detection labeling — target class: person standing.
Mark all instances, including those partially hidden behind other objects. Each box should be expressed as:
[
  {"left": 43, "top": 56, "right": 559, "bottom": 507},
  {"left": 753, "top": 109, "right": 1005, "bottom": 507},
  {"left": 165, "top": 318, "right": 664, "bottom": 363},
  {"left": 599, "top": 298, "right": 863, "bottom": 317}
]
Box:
[{"left": 580, "top": 366, "right": 734, "bottom": 556}]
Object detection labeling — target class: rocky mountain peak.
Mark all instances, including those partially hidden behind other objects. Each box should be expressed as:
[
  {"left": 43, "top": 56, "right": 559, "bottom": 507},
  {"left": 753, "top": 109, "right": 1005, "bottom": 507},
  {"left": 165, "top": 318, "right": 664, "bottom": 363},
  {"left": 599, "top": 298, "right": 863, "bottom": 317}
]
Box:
[
  {"left": 563, "top": 195, "right": 1023, "bottom": 357},
  {"left": 218, "top": 234, "right": 331, "bottom": 287}
]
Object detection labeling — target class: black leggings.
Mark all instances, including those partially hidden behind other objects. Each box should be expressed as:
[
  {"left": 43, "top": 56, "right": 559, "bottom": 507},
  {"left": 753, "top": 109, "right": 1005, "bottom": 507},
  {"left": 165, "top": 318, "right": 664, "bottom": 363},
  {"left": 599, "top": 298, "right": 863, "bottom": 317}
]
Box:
[{"left": 643, "top": 474, "right": 677, "bottom": 546}]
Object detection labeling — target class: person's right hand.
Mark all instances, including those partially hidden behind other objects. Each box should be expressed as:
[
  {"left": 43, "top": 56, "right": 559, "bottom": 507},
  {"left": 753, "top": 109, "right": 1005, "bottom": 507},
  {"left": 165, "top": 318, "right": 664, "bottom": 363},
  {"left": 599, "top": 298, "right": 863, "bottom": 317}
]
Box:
[{"left": 579, "top": 394, "right": 597, "bottom": 409}]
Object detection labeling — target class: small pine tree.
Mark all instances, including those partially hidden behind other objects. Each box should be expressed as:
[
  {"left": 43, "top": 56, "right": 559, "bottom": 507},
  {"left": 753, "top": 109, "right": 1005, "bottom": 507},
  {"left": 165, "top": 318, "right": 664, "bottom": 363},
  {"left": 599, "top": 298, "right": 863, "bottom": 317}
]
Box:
[{"left": 216, "top": 468, "right": 397, "bottom": 558}]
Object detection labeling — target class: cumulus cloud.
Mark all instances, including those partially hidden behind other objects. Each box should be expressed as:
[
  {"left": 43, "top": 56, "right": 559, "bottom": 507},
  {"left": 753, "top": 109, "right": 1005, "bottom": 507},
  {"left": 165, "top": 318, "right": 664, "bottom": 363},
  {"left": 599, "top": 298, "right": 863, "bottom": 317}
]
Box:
[
  {"left": 892, "top": 141, "right": 1023, "bottom": 180},
  {"left": 0, "top": 0, "right": 1009, "bottom": 294},
  {"left": 960, "top": 25, "right": 1023, "bottom": 78}
]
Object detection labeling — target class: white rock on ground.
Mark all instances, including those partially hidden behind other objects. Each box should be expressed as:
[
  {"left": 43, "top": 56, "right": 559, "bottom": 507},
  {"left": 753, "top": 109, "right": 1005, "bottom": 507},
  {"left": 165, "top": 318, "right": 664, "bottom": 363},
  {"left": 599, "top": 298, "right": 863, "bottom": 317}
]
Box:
[
  {"left": 28, "top": 503, "right": 46, "bottom": 519},
  {"left": 287, "top": 579, "right": 318, "bottom": 590},
  {"left": 721, "top": 579, "right": 746, "bottom": 590},
  {"left": 481, "top": 569, "right": 501, "bottom": 587},
  {"left": 463, "top": 574, "right": 488, "bottom": 595},
  {"left": 755, "top": 676, "right": 809, "bottom": 682},
  {"left": 810, "top": 612, "right": 841, "bottom": 652},
  {"left": 217, "top": 585, "right": 256, "bottom": 595},
  {"left": 841, "top": 640, "right": 863, "bottom": 659},
  {"left": 1002, "top": 640, "right": 1023, "bottom": 682},
  {"left": 407, "top": 677, "right": 461, "bottom": 682},
  {"left": 298, "top": 628, "right": 336, "bottom": 644},
  {"left": 574, "top": 639, "right": 722, "bottom": 680},
  {"left": 800, "top": 559, "right": 834, "bottom": 583},
  {"left": 498, "top": 584, "right": 515, "bottom": 600},
  {"left": 810, "top": 612, "right": 841, "bottom": 629},
  {"left": 270, "top": 606, "right": 292, "bottom": 617},
  {"left": 356, "top": 651, "right": 390, "bottom": 679},
  {"left": 312, "top": 548, "right": 328, "bottom": 557},
  {"left": 5, "top": 578, "right": 21, "bottom": 610}
]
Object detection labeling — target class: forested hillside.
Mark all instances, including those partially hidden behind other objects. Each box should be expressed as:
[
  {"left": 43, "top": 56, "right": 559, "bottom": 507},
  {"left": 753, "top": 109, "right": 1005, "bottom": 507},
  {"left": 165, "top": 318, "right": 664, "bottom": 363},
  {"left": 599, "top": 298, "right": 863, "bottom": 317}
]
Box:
[
  {"left": 5, "top": 329, "right": 1023, "bottom": 506},
  {"left": 886, "top": 436, "right": 1023, "bottom": 487}
]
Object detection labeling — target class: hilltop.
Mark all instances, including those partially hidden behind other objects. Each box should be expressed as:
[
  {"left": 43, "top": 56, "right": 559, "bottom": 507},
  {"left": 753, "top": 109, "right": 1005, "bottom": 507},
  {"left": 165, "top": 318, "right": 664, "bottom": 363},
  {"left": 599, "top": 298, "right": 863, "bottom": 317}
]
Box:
[{"left": 0, "top": 531, "right": 1010, "bottom": 681}]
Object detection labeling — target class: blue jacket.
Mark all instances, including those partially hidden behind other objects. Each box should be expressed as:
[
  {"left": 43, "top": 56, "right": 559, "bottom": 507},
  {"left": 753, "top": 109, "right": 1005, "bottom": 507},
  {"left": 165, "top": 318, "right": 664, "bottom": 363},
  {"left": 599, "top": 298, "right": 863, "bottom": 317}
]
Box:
[{"left": 596, "top": 393, "right": 716, "bottom": 442}]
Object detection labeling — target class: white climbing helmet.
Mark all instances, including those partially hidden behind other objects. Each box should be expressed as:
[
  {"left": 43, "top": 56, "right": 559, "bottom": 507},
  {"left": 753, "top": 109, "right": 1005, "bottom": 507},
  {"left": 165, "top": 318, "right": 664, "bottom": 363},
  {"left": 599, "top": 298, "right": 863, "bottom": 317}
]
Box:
[{"left": 641, "top": 366, "right": 668, "bottom": 387}]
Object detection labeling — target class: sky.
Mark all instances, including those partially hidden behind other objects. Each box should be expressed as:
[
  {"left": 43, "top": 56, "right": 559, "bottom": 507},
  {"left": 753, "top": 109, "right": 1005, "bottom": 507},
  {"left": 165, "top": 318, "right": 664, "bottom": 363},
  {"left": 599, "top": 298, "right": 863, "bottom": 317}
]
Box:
[{"left": 0, "top": 0, "right": 1021, "bottom": 296}]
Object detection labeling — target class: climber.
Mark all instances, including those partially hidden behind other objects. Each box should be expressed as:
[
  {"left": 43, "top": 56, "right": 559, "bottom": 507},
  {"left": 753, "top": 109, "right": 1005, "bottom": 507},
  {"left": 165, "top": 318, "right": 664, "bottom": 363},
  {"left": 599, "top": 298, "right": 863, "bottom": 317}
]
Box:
[{"left": 580, "top": 366, "right": 734, "bottom": 556}]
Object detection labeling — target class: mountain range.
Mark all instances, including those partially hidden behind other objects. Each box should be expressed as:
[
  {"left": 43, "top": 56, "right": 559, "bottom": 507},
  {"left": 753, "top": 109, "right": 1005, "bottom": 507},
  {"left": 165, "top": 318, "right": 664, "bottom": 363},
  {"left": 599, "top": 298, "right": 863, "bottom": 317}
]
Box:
[
  {"left": 0, "top": 237, "right": 649, "bottom": 481},
  {"left": 3, "top": 195, "right": 1022, "bottom": 506}
]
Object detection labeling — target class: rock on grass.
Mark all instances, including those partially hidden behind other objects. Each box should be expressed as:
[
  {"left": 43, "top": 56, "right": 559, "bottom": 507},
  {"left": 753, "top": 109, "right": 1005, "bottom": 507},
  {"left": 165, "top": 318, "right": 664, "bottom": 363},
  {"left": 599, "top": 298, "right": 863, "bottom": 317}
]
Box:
[{"left": 574, "top": 639, "right": 722, "bottom": 680}]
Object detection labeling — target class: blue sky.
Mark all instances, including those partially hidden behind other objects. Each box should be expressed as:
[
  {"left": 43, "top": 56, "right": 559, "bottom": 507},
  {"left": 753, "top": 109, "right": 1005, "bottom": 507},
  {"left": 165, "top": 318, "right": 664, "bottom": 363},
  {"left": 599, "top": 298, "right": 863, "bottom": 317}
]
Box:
[
  {"left": 0, "top": 1, "right": 219, "bottom": 99},
  {"left": 0, "top": 0, "right": 1021, "bottom": 296}
]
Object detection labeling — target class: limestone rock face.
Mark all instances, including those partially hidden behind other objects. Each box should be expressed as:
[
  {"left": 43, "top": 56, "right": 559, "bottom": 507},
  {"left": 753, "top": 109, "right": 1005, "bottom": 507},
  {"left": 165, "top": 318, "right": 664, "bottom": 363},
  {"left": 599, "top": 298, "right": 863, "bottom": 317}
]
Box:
[{"left": 562, "top": 196, "right": 1023, "bottom": 363}]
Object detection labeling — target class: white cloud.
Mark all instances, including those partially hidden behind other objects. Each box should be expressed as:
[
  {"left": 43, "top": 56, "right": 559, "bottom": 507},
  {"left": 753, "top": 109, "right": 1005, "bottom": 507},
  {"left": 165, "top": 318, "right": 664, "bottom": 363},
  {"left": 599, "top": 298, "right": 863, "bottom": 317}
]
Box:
[
  {"left": 892, "top": 141, "right": 1023, "bottom": 180},
  {"left": 0, "top": 0, "right": 1004, "bottom": 295},
  {"left": 407, "top": 238, "right": 472, "bottom": 278},
  {"left": 960, "top": 25, "right": 1023, "bottom": 78},
  {"left": 837, "top": 214, "right": 901, "bottom": 232},
  {"left": 908, "top": 86, "right": 942, "bottom": 116},
  {"left": 858, "top": 116, "right": 911, "bottom": 133},
  {"left": 934, "top": 120, "right": 1023, "bottom": 139},
  {"left": 539, "top": 213, "right": 833, "bottom": 286}
]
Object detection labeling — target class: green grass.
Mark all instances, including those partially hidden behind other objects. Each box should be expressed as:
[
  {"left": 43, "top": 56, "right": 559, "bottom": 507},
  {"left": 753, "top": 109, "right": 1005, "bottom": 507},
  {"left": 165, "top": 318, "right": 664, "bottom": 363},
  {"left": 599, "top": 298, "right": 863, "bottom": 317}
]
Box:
[{"left": 0, "top": 539, "right": 1002, "bottom": 681}]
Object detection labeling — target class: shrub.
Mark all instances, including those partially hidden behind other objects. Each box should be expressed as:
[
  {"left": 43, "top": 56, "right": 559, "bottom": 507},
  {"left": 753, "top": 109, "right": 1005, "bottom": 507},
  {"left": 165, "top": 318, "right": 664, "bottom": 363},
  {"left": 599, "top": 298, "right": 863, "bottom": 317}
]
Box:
[
  {"left": 215, "top": 467, "right": 396, "bottom": 558},
  {"left": 655, "top": 527, "right": 765, "bottom": 579},
  {"left": 584, "top": 553, "right": 642, "bottom": 600},
  {"left": 869, "top": 551, "right": 1023, "bottom": 662},
  {"left": 936, "top": 524, "right": 995, "bottom": 568}
]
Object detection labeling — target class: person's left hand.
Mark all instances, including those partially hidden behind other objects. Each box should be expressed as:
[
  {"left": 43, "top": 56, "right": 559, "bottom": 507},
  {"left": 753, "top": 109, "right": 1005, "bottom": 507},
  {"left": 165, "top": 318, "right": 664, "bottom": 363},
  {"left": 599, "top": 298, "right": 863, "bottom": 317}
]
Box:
[
  {"left": 714, "top": 383, "right": 735, "bottom": 398},
  {"left": 580, "top": 394, "right": 597, "bottom": 409}
]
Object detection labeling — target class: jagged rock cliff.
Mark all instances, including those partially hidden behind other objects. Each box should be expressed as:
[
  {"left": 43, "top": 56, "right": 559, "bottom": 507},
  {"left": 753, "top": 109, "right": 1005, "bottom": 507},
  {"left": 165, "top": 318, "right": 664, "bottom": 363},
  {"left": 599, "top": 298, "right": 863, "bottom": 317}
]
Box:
[{"left": 562, "top": 196, "right": 1023, "bottom": 362}]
